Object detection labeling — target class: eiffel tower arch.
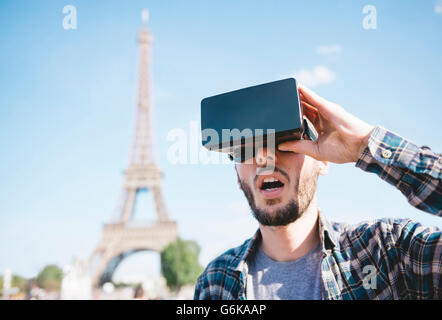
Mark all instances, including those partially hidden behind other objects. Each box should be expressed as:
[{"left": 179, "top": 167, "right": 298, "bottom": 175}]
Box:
[{"left": 89, "top": 10, "right": 178, "bottom": 288}]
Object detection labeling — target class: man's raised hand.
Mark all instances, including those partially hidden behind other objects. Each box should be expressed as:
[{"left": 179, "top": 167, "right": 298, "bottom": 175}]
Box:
[{"left": 278, "top": 84, "right": 375, "bottom": 164}]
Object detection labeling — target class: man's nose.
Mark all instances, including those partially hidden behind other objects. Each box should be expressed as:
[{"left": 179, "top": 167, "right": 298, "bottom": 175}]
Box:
[{"left": 255, "top": 146, "right": 277, "bottom": 167}]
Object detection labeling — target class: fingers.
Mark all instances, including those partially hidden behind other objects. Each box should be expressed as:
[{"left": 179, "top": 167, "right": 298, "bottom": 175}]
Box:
[
  {"left": 298, "top": 84, "right": 326, "bottom": 105},
  {"left": 277, "top": 140, "right": 319, "bottom": 160},
  {"left": 298, "top": 84, "right": 333, "bottom": 116},
  {"left": 301, "top": 101, "right": 319, "bottom": 124}
]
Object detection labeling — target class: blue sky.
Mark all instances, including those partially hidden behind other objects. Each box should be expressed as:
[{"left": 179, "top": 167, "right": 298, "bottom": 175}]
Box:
[{"left": 0, "top": 0, "right": 441, "bottom": 279}]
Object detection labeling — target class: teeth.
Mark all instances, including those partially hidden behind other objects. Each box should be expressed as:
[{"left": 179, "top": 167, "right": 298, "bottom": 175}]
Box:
[{"left": 263, "top": 177, "right": 278, "bottom": 183}]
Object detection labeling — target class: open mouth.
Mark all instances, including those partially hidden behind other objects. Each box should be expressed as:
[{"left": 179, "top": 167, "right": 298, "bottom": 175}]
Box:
[
  {"left": 258, "top": 176, "right": 285, "bottom": 198},
  {"left": 260, "top": 177, "right": 284, "bottom": 191}
]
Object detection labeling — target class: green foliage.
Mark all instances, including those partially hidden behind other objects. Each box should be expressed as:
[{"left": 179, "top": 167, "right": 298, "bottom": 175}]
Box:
[
  {"left": 160, "top": 238, "right": 203, "bottom": 292},
  {"left": 113, "top": 281, "right": 135, "bottom": 289},
  {"left": 36, "top": 265, "right": 63, "bottom": 291},
  {"left": 0, "top": 274, "right": 27, "bottom": 293},
  {"left": 12, "top": 275, "right": 27, "bottom": 291}
]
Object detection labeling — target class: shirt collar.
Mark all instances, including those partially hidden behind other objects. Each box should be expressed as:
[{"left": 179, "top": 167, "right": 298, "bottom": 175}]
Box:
[
  {"left": 318, "top": 210, "right": 340, "bottom": 251},
  {"left": 231, "top": 211, "right": 339, "bottom": 273}
]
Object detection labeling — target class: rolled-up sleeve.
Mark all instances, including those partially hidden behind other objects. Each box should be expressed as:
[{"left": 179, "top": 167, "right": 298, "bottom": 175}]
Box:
[{"left": 356, "top": 125, "right": 442, "bottom": 216}]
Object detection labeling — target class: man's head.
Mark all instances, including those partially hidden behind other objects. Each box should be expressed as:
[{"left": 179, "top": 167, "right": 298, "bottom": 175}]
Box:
[{"left": 235, "top": 147, "right": 328, "bottom": 227}]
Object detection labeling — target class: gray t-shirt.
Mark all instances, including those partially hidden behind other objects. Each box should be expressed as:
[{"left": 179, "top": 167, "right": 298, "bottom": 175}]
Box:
[{"left": 246, "top": 242, "right": 324, "bottom": 300}]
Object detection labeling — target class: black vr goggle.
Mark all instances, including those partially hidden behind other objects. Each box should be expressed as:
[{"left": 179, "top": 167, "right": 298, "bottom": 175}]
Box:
[{"left": 200, "top": 78, "right": 318, "bottom": 163}]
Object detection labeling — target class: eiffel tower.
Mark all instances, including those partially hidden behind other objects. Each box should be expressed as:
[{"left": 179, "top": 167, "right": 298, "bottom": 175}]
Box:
[{"left": 89, "top": 10, "right": 178, "bottom": 287}]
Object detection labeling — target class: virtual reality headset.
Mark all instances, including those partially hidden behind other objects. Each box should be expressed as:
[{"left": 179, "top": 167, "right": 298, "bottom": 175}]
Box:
[{"left": 200, "top": 78, "right": 318, "bottom": 162}]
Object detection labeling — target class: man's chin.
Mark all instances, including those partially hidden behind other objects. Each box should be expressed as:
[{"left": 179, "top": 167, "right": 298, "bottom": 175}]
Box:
[
  {"left": 256, "top": 197, "right": 285, "bottom": 209},
  {"left": 251, "top": 200, "right": 301, "bottom": 227},
  {"left": 239, "top": 178, "right": 303, "bottom": 226},
  {"left": 254, "top": 200, "right": 294, "bottom": 217}
]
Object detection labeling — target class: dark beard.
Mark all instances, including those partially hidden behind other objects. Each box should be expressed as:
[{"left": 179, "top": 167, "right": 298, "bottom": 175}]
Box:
[{"left": 238, "top": 171, "right": 318, "bottom": 227}]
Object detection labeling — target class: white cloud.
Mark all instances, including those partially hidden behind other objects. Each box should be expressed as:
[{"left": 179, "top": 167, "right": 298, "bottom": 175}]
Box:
[
  {"left": 435, "top": 4, "right": 442, "bottom": 14},
  {"left": 292, "top": 65, "right": 336, "bottom": 87},
  {"left": 316, "top": 44, "right": 342, "bottom": 55}
]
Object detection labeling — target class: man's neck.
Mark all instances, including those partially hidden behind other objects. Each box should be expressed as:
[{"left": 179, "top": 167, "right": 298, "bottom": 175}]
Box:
[{"left": 259, "top": 200, "right": 320, "bottom": 262}]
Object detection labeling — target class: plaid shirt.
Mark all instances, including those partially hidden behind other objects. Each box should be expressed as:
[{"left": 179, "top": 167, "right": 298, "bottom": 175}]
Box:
[{"left": 194, "top": 126, "right": 442, "bottom": 300}]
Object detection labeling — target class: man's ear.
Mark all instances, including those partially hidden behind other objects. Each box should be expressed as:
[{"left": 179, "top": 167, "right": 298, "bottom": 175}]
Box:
[
  {"left": 235, "top": 164, "right": 242, "bottom": 190},
  {"left": 318, "top": 160, "right": 329, "bottom": 176}
]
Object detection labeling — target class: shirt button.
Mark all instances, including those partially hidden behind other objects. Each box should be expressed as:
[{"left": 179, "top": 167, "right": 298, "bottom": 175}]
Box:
[{"left": 381, "top": 149, "right": 392, "bottom": 159}]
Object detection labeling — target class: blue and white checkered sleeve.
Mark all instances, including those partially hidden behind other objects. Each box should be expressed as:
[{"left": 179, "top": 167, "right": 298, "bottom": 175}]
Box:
[{"left": 356, "top": 125, "right": 442, "bottom": 216}]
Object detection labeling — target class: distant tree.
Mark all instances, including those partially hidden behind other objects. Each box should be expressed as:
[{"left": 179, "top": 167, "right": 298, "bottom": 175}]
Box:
[
  {"left": 160, "top": 238, "right": 203, "bottom": 293},
  {"left": 113, "top": 282, "right": 132, "bottom": 289},
  {"left": 0, "top": 273, "right": 27, "bottom": 294},
  {"left": 12, "top": 275, "right": 27, "bottom": 292},
  {"left": 36, "top": 265, "right": 63, "bottom": 291}
]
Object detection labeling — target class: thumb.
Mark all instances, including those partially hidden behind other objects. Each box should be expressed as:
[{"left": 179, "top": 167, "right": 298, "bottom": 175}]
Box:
[{"left": 278, "top": 140, "right": 319, "bottom": 159}]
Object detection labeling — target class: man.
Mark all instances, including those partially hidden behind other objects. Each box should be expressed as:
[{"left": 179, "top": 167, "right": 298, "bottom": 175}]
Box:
[{"left": 194, "top": 84, "right": 441, "bottom": 300}]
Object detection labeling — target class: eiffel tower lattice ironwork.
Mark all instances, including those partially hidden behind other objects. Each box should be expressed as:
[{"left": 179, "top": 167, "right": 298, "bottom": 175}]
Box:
[{"left": 89, "top": 11, "right": 178, "bottom": 287}]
